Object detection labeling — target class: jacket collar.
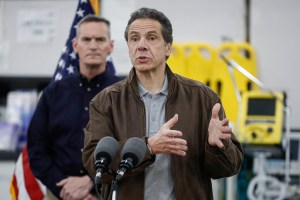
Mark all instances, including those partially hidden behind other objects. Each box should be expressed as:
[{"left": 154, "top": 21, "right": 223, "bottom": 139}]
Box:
[{"left": 127, "top": 64, "right": 177, "bottom": 98}]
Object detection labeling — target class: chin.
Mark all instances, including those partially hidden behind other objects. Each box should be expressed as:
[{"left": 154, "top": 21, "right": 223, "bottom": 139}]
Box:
[
  {"left": 134, "top": 65, "right": 151, "bottom": 72},
  {"left": 87, "top": 63, "right": 102, "bottom": 69},
  {"left": 134, "top": 62, "right": 152, "bottom": 69}
]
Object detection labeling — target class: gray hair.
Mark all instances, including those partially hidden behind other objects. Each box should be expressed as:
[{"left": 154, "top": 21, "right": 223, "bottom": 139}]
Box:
[{"left": 76, "top": 15, "right": 111, "bottom": 38}]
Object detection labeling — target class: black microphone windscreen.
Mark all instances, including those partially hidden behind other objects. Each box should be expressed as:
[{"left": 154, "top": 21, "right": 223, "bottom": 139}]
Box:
[
  {"left": 121, "top": 137, "right": 147, "bottom": 167},
  {"left": 94, "top": 136, "right": 119, "bottom": 163}
]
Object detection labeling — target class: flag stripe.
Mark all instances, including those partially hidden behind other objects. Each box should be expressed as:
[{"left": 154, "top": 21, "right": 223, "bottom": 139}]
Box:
[
  {"left": 14, "top": 152, "right": 31, "bottom": 200},
  {"left": 9, "top": 1, "right": 117, "bottom": 199},
  {"left": 22, "top": 146, "right": 44, "bottom": 200},
  {"left": 10, "top": 174, "right": 18, "bottom": 200}
]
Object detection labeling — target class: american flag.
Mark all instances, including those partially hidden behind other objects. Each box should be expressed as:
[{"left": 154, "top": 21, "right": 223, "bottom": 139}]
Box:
[
  {"left": 9, "top": 1, "right": 111, "bottom": 199},
  {"left": 53, "top": 0, "right": 115, "bottom": 82}
]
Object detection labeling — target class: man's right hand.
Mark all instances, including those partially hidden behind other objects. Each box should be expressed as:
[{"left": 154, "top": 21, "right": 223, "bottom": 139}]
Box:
[{"left": 148, "top": 114, "right": 188, "bottom": 156}]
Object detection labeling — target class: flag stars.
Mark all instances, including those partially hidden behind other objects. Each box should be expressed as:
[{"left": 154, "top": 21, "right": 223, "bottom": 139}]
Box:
[
  {"left": 58, "top": 59, "right": 66, "bottom": 68},
  {"left": 69, "top": 52, "right": 76, "bottom": 60},
  {"left": 67, "top": 65, "right": 75, "bottom": 74},
  {"left": 62, "top": 46, "right": 68, "bottom": 54},
  {"left": 74, "top": 23, "right": 79, "bottom": 31},
  {"left": 76, "top": 9, "right": 84, "bottom": 17},
  {"left": 54, "top": 73, "right": 63, "bottom": 81}
]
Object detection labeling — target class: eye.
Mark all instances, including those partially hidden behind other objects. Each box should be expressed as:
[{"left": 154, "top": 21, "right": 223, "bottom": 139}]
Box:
[
  {"left": 149, "top": 36, "right": 156, "bottom": 41},
  {"left": 82, "top": 37, "right": 90, "bottom": 42},
  {"left": 96, "top": 37, "right": 106, "bottom": 42},
  {"left": 130, "top": 36, "right": 139, "bottom": 42}
]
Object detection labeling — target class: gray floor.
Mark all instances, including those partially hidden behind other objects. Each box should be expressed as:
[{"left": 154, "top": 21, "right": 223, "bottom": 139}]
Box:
[{"left": 0, "top": 161, "right": 15, "bottom": 200}]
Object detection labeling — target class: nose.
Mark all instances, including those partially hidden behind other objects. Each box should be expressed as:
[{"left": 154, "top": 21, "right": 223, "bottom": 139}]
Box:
[
  {"left": 89, "top": 39, "right": 98, "bottom": 50},
  {"left": 137, "top": 38, "right": 148, "bottom": 51}
]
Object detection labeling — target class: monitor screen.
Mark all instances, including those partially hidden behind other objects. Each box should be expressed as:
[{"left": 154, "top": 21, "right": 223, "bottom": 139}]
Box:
[{"left": 247, "top": 98, "right": 276, "bottom": 116}]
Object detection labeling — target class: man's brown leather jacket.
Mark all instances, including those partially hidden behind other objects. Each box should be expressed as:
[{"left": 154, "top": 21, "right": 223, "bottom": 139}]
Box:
[{"left": 83, "top": 66, "right": 244, "bottom": 200}]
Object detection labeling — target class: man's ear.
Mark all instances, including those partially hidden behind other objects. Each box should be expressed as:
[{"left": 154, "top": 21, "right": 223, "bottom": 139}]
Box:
[
  {"left": 72, "top": 38, "right": 78, "bottom": 53},
  {"left": 166, "top": 43, "right": 172, "bottom": 57},
  {"left": 108, "top": 39, "right": 115, "bottom": 55}
]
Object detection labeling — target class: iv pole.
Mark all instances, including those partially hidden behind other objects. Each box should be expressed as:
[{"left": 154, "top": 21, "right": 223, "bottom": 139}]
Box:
[{"left": 221, "top": 55, "right": 291, "bottom": 199}]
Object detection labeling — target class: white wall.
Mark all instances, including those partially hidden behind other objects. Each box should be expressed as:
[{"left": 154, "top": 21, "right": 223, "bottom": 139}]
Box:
[
  {"left": 250, "top": 0, "right": 300, "bottom": 128},
  {"left": 0, "top": 0, "right": 299, "bottom": 128},
  {"left": 0, "top": 0, "right": 245, "bottom": 76},
  {"left": 0, "top": 0, "right": 77, "bottom": 77}
]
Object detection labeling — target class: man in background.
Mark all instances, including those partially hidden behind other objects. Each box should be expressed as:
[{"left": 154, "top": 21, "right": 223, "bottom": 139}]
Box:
[
  {"left": 27, "top": 15, "right": 121, "bottom": 200},
  {"left": 82, "top": 8, "right": 243, "bottom": 200}
]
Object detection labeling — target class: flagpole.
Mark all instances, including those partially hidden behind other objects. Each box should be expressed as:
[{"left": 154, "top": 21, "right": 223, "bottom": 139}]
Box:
[
  {"left": 97, "top": 0, "right": 101, "bottom": 15},
  {"left": 94, "top": 0, "right": 99, "bottom": 15},
  {"left": 90, "top": 0, "right": 100, "bottom": 15}
]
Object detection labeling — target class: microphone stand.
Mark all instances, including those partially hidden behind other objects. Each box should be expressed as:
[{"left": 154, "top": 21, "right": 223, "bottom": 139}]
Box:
[
  {"left": 221, "top": 55, "right": 291, "bottom": 188},
  {"left": 108, "top": 179, "right": 118, "bottom": 200},
  {"left": 112, "top": 180, "right": 118, "bottom": 200}
]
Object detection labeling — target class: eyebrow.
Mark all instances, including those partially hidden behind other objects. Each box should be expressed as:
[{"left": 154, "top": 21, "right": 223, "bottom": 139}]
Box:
[
  {"left": 129, "top": 30, "right": 159, "bottom": 36},
  {"left": 81, "top": 36, "right": 106, "bottom": 39},
  {"left": 147, "top": 30, "right": 159, "bottom": 35},
  {"left": 128, "top": 31, "right": 139, "bottom": 36}
]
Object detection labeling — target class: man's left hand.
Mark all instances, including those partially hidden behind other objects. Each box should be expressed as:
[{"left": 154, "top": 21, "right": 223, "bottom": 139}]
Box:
[
  {"left": 56, "top": 175, "right": 94, "bottom": 200},
  {"left": 208, "top": 103, "right": 232, "bottom": 148}
]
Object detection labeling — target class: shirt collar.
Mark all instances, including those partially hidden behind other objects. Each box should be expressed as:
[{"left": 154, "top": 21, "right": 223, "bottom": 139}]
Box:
[
  {"left": 78, "top": 65, "right": 114, "bottom": 87},
  {"left": 137, "top": 73, "right": 168, "bottom": 97}
]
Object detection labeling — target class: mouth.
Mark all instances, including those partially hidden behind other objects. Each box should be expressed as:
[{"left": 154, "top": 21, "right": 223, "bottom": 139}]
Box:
[
  {"left": 87, "top": 53, "right": 101, "bottom": 57},
  {"left": 136, "top": 56, "right": 150, "bottom": 62}
]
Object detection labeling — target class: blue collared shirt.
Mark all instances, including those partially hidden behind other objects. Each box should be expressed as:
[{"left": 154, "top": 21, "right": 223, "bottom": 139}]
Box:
[
  {"left": 138, "top": 74, "right": 176, "bottom": 200},
  {"left": 27, "top": 68, "right": 121, "bottom": 198}
]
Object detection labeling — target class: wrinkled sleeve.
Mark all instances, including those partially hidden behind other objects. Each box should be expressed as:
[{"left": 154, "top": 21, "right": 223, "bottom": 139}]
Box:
[
  {"left": 27, "top": 92, "right": 66, "bottom": 198},
  {"left": 204, "top": 93, "right": 244, "bottom": 179},
  {"left": 205, "top": 135, "right": 243, "bottom": 179}
]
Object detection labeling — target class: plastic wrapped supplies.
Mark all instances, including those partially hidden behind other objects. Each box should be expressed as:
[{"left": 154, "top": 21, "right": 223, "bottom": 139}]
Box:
[{"left": 0, "top": 90, "right": 38, "bottom": 151}]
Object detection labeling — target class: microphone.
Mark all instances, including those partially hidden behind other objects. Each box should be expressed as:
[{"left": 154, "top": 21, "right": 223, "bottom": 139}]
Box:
[
  {"left": 94, "top": 136, "right": 119, "bottom": 185},
  {"left": 115, "top": 137, "right": 147, "bottom": 182}
]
